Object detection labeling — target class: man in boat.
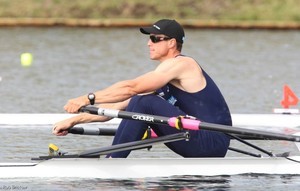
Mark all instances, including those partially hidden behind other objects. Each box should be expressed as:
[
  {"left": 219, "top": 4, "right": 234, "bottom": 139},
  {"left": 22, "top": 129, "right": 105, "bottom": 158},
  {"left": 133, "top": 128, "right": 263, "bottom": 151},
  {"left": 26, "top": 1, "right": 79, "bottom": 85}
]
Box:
[{"left": 53, "top": 19, "right": 232, "bottom": 158}]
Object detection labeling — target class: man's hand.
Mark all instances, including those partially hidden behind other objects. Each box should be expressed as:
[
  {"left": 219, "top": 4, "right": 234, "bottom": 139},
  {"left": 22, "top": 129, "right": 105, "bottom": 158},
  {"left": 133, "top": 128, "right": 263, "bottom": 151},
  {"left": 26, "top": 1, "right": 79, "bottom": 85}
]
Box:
[
  {"left": 64, "top": 96, "right": 87, "bottom": 113},
  {"left": 52, "top": 119, "right": 75, "bottom": 136}
]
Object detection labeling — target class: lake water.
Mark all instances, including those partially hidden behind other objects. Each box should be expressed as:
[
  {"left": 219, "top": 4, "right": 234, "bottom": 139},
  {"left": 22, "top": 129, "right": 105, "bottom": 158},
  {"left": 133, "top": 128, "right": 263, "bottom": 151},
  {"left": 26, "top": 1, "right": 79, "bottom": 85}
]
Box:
[{"left": 0, "top": 27, "right": 300, "bottom": 190}]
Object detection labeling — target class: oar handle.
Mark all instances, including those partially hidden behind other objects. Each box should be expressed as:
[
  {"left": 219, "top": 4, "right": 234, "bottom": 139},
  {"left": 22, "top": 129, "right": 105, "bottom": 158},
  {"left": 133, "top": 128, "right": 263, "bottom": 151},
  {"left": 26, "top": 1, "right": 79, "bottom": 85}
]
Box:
[
  {"left": 79, "top": 106, "right": 98, "bottom": 114},
  {"left": 80, "top": 106, "right": 170, "bottom": 124},
  {"left": 68, "top": 126, "right": 116, "bottom": 136},
  {"left": 79, "top": 106, "right": 300, "bottom": 142}
]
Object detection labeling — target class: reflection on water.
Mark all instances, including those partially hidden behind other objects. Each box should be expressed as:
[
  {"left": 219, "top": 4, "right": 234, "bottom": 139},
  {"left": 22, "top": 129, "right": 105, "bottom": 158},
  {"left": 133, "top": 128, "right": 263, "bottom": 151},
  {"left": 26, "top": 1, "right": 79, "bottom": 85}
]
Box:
[{"left": 1, "top": 174, "right": 300, "bottom": 191}]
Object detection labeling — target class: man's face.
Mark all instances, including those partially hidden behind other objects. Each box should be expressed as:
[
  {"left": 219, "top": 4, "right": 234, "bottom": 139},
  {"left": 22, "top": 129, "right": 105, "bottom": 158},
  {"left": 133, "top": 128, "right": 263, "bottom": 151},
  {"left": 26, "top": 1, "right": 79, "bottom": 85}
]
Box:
[{"left": 147, "top": 34, "right": 171, "bottom": 61}]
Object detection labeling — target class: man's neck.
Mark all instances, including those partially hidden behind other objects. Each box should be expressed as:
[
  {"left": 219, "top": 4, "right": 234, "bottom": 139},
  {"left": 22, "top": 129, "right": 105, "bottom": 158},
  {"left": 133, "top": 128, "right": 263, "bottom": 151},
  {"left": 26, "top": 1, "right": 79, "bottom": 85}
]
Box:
[{"left": 158, "top": 51, "right": 181, "bottom": 62}]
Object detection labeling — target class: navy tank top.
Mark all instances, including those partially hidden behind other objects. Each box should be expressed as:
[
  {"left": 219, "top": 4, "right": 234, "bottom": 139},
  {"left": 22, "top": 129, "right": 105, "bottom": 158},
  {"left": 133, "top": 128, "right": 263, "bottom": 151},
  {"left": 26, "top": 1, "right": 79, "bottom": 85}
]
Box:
[{"left": 156, "top": 67, "right": 232, "bottom": 126}]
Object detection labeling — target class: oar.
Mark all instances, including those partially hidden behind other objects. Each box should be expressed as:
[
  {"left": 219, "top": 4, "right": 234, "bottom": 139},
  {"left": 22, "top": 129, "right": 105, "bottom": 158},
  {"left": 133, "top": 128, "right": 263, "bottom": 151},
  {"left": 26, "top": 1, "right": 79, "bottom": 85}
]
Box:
[
  {"left": 68, "top": 126, "right": 268, "bottom": 157},
  {"left": 34, "top": 132, "right": 189, "bottom": 160},
  {"left": 68, "top": 126, "right": 157, "bottom": 139},
  {"left": 79, "top": 132, "right": 189, "bottom": 157},
  {"left": 68, "top": 125, "right": 282, "bottom": 140},
  {"left": 79, "top": 106, "right": 300, "bottom": 142},
  {"left": 68, "top": 126, "right": 116, "bottom": 136}
]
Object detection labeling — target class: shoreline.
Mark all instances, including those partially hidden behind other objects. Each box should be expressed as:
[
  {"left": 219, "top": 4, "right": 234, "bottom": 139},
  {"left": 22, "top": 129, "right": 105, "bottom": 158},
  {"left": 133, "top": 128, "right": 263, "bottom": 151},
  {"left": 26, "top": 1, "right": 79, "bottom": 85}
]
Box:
[{"left": 1, "top": 18, "right": 300, "bottom": 30}]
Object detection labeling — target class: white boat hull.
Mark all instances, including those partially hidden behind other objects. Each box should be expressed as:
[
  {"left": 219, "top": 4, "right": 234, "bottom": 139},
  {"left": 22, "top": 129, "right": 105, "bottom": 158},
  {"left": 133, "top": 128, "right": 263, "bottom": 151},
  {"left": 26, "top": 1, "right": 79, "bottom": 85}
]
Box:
[
  {"left": 1, "top": 157, "right": 300, "bottom": 179},
  {"left": 0, "top": 113, "right": 299, "bottom": 129}
]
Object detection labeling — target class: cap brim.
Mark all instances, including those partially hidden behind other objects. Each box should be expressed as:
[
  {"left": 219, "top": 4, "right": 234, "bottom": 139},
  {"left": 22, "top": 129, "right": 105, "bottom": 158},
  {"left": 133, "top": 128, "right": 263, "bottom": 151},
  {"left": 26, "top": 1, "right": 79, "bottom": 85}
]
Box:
[{"left": 140, "top": 26, "right": 161, "bottom": 35}]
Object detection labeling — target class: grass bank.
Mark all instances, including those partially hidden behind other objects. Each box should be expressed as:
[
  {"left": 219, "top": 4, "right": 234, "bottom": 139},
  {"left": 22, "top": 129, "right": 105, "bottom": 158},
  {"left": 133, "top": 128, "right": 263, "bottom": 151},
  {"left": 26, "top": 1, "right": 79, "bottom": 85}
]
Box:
[{"left": 0, "top": 0, "right": 300, "bottom": 28}]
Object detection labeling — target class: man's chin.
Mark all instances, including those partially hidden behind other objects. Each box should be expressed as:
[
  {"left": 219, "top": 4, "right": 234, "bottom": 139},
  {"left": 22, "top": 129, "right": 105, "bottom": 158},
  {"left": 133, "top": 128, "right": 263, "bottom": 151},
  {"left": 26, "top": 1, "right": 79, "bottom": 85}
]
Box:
[{"left": 149, "top": 54, "right": 157, "bottom": 60}]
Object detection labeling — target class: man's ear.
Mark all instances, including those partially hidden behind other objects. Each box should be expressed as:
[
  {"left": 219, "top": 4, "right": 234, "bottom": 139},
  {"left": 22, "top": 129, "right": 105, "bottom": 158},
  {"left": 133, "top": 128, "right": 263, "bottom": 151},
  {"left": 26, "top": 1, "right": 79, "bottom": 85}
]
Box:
[{"left": 168, "top": 38, "right": 177, "bottom": 49}]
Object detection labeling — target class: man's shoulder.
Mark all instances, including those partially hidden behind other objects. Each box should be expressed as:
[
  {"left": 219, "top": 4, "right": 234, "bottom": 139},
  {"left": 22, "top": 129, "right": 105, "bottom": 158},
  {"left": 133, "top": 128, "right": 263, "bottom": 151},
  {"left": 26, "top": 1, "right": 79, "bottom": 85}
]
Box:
[
  {"left": 156, "top": 55, "right": 199, "bottom": 73},
  {"left": 176, "top": 56, "right": 200, "bottom": 69}
]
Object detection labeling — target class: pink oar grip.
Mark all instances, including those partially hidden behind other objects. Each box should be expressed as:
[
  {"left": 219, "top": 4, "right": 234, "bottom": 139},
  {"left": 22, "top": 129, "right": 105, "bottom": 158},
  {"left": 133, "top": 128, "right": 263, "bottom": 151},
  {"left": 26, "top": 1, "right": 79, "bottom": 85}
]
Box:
[{"left": 168, "top": 117, "right": 200, "bottom": 130}]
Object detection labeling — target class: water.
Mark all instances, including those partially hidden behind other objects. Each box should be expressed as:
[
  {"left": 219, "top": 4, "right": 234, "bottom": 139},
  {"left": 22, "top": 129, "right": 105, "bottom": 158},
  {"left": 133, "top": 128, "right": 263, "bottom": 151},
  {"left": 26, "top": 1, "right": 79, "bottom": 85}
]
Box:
[
  {"left": 0, "top": 27, "right": 299, "bottom": 113},
  {"left": 0, "top": 27, "right": 300, "bottom": 190},
  {"left": 1, "top": 175, "right": 300, "bottom": 191}
]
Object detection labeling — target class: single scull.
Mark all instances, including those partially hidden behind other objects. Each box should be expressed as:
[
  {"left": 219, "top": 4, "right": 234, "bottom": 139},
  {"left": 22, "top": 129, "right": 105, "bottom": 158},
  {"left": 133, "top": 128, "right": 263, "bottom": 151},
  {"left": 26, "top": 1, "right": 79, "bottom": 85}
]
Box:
[
  {"left": 1, "top": 157, "right": 300, "bottom": 179},
  {"left": 1, "top": 106, "right": 300, "bottom": 179}
]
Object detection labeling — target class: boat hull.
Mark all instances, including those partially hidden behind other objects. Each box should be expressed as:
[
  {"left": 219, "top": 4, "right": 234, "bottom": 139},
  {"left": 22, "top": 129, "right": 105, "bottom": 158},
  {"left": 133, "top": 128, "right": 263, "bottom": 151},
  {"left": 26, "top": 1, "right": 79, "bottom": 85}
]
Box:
[
  {"left": 1, "top": 157, "right": 300, "bottom": 179},
  {"left": 0, "top": 113, "right": 299, "bottom": 128}
]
